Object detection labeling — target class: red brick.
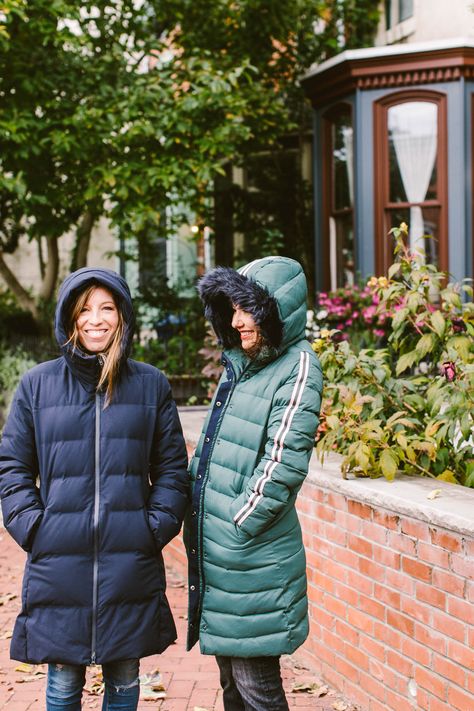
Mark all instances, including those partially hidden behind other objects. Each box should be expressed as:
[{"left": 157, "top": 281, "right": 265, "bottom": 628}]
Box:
[
  {"left": 358, "top": 557, "right": 385, "bottom": 582},
  {"left": 447, "top": 685, "right": 474, "bottom": 711},
  {"left": 430, "top": 698, "right": 462, "bottom": 711},
  {"left": 432, "top": 611, "right": 466, "bottom": 642},
  {"left": 314, "top": 572, "right": 335, "bottom": 594},
  {"left": 358, "top": 594, "right": 386, "bottom": 621},
  {"left": 345, "top": 569, "right": 374, "bottom": 596},
  {"left": 385, "top": 687, "right": 415, "bottom": 711},
  {"left": 333, "top": 581, "right": 358, "bottom": 606},
  {"left": 347, "top": 533, "right": 373, "bottom": 558},
  {"left": 447, "top": 640, "right": 474, "bottom": 670},
  {"left": 401, "top": 595, "right": 432, "bottom": 625},
  {"left": 347, "top": 500, "right": 373, "bottom": 519},
  {"left": 368, "top": 659, "right": 398, "bottom": 690},
  {"left": 414, "top": 623, "right": 446, "bottom": 655},
  {"left": 386, "top": 649, "right": 413, "bottom": 677},
  {"left": 326, "top": 491, "right": 346, "bottom": 510},
  {"left": 431, "top": 528, "right": 463, "bottom": 552},
  {"left": 359, "top": 634, "right": 386, "bottom": 662},
  {"left": 334, "top": 546, "right": 360, "bottom": 570},
  {"left": 372, "top": 544, "right": 401, "bottom": 569},
  {"left": 332, "top": 655, "right": 360, "bottom": 683},
  {"left": 400, "top": 518, "right": 430, "bottom": 541},
  {"left": 321, "top": 626, "right": 345, "bottom": 655},
  {"left": 417, "top": 541, "right": 450, "bottom": 568},
  {"left": 373, "top": 509, "right": 399, "bottom": 530},
  {"left": 341, "top": 679, "right": 371, "bottom": 710},
  {"left": 323, "top": 559, "right": 348, "bottom": 584},
  {"left": 347, "top": 608, "right": 374, "bottom": 635},
  {"left": 416, "top": 581, "right": 446, "bottom": 609},
  {"left": 358, "top": 670, "right": 386, "bottom": 702},
  {"left": 374, "top": 582, "right": 401, "bottom": 610},
  {"left": 323, "top": 521, "right": 347, "bottom": 546},
  {"left": 360, "top": 520, "right": 387, "bottom": 545},
  {"left": 387, "top": 609, "right": 415, "bottom": 636},
  {"left": 387, "top": 529, "right": 417, "bottom": 555},
  {"left": 316, "top": 503, "right": 336, "bottom": 523},
  {"left": 447, "top": 595, "right": 474, "bottom": 624},
  {"left": 323, "top": 593, "right": 346, "bottom": 619},
  {"left": 345, "top": 644, "right": 369, "bottom": 672},
  {"left": 415, "top": 687, "right": 431, "bottom": 710},
  {"left": 450, "top": 553, "right": 474, "bottom": 578},
  {"left": 433, "top": 653, "right": 466, "bottom": 686},
  {"left": 385, "top": 567, "right": 415, "bottom": 595},
  {"left": 335, "top": 619, "right": 359, "bottom": 647},
  {"left": 415, "top": 666, "right": 447, "bottom": 701},
  {"left": 401, "top": 636, "right": 431, "bottom": 665},
  {"left": 374, "top": 621, "right": 402, "bottom": 651},
  {"left": 433, "top": 568, "right": 466, "bottom": 597},
  {"left": 402, "top": 556, "right": 432, "bottom": 582}
]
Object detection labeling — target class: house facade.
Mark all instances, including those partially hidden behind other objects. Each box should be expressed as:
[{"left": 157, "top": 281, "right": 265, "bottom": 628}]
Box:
[{"left": 303, "top": 0, "right": 474, "bottom": 291}]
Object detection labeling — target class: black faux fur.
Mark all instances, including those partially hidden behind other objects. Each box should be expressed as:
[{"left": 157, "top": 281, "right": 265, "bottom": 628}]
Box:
[{"left": 197, "top": 266, "right": 283, "bottom": 349}]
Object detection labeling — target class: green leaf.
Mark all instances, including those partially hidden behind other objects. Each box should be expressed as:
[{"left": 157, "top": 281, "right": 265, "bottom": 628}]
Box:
[
  {"left": 415, "top": 333, "right": 435, "bottom": 358},
  {"left": 437, "top": 470, "right": 458, "bottom": 484},
  {"left": 431, "top": 310, "right": 446, "bottom": 337},
  {"left": 396, "top": 351, "right": 417, "bottom": 375},
  {"left": 380, "top": 449, "right": 398, "bottom": 480}
]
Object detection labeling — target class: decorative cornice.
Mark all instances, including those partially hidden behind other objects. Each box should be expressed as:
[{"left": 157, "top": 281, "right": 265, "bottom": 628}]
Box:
[{"left": 302, "top": 44, "right": 474, "bottom": 108}]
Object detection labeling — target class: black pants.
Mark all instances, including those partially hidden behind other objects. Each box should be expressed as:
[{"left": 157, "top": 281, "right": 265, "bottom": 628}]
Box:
[{"left": 215, "top": 655, "right": 289, "bottom": 711}]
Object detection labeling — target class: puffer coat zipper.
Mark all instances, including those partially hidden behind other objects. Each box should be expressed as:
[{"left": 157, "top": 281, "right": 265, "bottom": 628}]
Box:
[{"left": 91, "top": 390, "right": 101, "bottom": 663}]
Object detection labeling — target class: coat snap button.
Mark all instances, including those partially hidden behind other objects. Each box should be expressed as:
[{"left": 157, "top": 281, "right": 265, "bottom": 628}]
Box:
[
  {"left": 216, "top": 401, "right": 222, "bottom": 407},
  {"left": 190, "top": 585, "right": 195, "bottom": 591},
  {"left": 205, "top": 436, "right": 210, "bottom": 442}
]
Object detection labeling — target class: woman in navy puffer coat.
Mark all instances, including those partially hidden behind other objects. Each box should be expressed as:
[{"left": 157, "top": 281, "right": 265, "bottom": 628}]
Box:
[{"left": 0, "top": 268, "right": 188, "bottom": 710}]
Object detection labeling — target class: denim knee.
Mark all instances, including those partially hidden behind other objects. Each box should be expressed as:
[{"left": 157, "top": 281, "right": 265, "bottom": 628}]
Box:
[{"left": 46, "top": 663, "right": 85, "bottom": 709}]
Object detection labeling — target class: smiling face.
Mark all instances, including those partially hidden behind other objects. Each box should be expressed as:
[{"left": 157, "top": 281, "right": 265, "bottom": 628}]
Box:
[
  {"left": 75, "top": 286, "right": 119, "bottom": 353},
  {"left": 231, "top": 304, "right": 262, "bottom": 352}
]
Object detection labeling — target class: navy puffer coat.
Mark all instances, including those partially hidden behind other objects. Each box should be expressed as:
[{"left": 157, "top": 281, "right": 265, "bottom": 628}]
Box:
[{"left": 0, "top": 268, "right": 188, "bottom": 665}]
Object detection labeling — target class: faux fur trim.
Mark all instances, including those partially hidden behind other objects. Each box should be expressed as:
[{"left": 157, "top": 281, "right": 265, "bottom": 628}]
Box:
[{"left": 197, "top": 266, "right": 283, "bottom": 349}]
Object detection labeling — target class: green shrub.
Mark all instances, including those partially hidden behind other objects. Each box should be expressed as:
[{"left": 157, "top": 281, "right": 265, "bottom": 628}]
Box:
[
  {"left": 315, "top": 224, "right": 474, "bottom": 487},
  {"left": 0, "top": 345, "right": 36, "bottom": 428}
]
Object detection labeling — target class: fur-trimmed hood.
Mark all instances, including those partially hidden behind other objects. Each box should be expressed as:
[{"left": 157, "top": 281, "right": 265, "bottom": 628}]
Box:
[{"left": 197, "top": 256, "right": 308, "bottom": 352}]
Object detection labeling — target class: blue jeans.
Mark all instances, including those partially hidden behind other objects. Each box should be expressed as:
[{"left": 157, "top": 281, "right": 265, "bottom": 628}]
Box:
[
  {"left": 215, "top": 655, "right": 289, "bottom": 711},
  {"left": 46, "top": 659, "right": 140, "bottom": 711}
]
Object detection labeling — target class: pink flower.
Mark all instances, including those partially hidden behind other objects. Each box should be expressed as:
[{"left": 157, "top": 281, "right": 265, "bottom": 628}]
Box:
[{"left": 441, "top": 361, "right": 456, "bottom": 381}]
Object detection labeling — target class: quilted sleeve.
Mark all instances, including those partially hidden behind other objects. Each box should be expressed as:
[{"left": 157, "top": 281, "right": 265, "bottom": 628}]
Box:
[
  {"left": 229, "top": 351, "right": 323, "bottom": 539},
  {"left": 0, "top": 374, "right": 43, "bottom": 551},
  {"left": 147, "top": 375, "right": 189, "bottom": 549}
]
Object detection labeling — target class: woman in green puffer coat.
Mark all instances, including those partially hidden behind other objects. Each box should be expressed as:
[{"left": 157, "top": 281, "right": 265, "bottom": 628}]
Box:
[{"left": 185, "top": 256, "right": 323, "bottom": 711}]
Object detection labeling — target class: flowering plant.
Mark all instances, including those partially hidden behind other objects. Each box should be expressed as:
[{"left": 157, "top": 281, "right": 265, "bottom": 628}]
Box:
[
  {"left": 315, "top": 224, "right": 474, "bottom": 486},
  {"left": 307, "top": 282, "right": 390, "bottom": 351}
]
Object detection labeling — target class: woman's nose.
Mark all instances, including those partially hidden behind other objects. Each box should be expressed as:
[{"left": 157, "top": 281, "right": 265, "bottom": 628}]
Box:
[
  {"left": 232, "top": 311, "right": 242, "bottom": 328},
  {"left": 88, "top": 309, "right": 102, "bottom": 324}
]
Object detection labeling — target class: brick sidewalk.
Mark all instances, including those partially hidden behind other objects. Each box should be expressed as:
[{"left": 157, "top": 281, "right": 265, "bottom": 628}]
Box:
[{"left": 0, "top": 529, "right": 357, "bottom": 710}]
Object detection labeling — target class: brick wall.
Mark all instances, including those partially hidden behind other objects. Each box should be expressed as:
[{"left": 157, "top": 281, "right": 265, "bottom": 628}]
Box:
[
  {"left": 296, "top": 467, "right": 474, "bottom": 711},
  {"left": 169, "top": 422, "right": 474, "bottom": 711}
]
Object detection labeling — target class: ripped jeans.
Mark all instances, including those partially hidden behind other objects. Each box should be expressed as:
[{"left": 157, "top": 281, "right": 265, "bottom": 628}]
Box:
[{"left": 46, "top": 659, "right": 140, "bottom": 711}]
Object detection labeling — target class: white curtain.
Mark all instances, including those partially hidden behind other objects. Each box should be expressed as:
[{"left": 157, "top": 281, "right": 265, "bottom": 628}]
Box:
[
  {"left": 388, "top": 102, "right": 437, "bottom": 259},
  {"left": 342, "top": 126, "right": 354, "bottom": 207}
]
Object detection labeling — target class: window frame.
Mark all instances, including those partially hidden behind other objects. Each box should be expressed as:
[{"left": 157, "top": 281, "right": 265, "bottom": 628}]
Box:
[
  {"left": 321, "top": 102, "right": 355, "bottom": 291},
  {"left": 373, "top": 89, "right": 448, "bottom": 275}
]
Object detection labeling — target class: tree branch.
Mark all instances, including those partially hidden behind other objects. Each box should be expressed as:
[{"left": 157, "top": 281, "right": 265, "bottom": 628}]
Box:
[
  {"left": 0, "top": 251, "right": 39, "bottom": 320},
  {"left": 38, "top": 235, "right": 59, "bottom": 301}
]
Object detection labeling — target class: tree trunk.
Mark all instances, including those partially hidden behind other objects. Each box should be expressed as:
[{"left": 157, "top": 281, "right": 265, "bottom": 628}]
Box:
[
  {"left": 0, "top": 251, "right": 40, "bottom": 321},
  {"left": 71, "top": 210, "right": 95, "bottom": 271},
  {"left": 38, "top": 235, "right": 59, "bottom": 302}
]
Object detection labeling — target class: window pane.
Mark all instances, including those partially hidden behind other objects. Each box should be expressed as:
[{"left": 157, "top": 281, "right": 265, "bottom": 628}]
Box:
[
  {"left": 332, "top": 115, "right": 353, "bottom": 211},
  {"left": 385, "top": 0, "right": 392, "bottom": 29},
  {"left": 329, "top": 214, "right": 355, "bottom": 289},
  {"left": 388, "top": 101, "right": 438, "bottom": 204},
  {"left": 386, "top": 206, "right": 439, "bottom": 265},
  {"left": 399, "top": 0, "right": 414, "bottom": 22}
]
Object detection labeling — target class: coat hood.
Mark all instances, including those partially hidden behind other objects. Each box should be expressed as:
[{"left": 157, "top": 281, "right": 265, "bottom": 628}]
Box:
[
  {"left": 54, "top": 267, "right": 135, "bottom": 388},
  {"left": 197, "top": 256, "right": 308, "bottom": 352}
]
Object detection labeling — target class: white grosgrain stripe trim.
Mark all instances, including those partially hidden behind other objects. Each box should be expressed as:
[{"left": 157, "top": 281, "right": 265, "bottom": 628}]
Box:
[
  {"left": 233, "top": 351, "right": 310, "bottom": 527},
  {"left": 238, "top": 258, "right": 265, "bottom": 277}
]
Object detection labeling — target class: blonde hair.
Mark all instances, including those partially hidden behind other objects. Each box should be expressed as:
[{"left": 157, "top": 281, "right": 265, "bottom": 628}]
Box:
[{"left": 66, "top": 285, "right": 125, "bottom": 405}]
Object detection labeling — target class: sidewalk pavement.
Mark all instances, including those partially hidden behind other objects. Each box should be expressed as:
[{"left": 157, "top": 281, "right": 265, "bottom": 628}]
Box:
[{"left": 0, "top": 528, "right": 358, "bottom": 711}]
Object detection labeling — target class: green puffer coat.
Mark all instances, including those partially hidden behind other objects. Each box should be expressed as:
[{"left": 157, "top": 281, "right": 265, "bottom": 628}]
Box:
[{"left": 186, "top": 256, "right": 323, "bottom": 657}]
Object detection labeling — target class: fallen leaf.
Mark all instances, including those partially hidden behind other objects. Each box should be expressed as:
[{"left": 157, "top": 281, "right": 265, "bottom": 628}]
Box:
[
  {"left": 15, "top": 663, "right": 35, "bottom": 673},
  {"left": 427, "top": 488, "right": 442, "bottom": 500},
  {"left": 0, "top": 593, "right": 17, "bottom": 606},
  {"left": 194, "top": 707, "right": 211, "bottom": 711},
  {"left": 332, "top": 702, "right": 348, "bottom": 711},
  {"left": 139, "top": 670, "right": 166, "bottom": 700},
  {"left": 291, "top": 681, "right": 328, "bottom": 696}
]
